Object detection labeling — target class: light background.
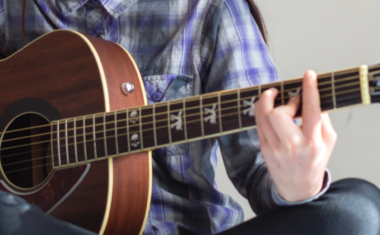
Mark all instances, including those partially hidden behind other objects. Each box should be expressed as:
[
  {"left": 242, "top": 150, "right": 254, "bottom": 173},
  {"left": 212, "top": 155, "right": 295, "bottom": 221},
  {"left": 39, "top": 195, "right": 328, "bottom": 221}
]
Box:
[{"left": 215, "top": 0, "right": 380, "bottom": 220}]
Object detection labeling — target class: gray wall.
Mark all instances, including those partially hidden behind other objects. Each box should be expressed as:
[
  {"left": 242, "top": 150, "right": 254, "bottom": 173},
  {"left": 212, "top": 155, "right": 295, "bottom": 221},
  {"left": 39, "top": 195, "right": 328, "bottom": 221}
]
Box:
[{"left": 215, "top": 0, "right": 380, "bottom": 220}]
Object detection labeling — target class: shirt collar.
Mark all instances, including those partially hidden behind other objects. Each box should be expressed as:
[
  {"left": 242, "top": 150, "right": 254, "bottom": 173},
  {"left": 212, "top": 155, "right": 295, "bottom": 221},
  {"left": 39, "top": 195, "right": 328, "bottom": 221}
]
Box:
[{"left": 52, "top": 0, "right": 137, "bottom": 18}]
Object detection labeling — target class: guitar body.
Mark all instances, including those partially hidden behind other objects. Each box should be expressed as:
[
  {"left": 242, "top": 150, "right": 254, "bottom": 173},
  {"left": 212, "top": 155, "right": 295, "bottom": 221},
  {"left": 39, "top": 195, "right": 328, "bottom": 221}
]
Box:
[{"left": 0, "top": 30, "right": 151, "bottom": 234}]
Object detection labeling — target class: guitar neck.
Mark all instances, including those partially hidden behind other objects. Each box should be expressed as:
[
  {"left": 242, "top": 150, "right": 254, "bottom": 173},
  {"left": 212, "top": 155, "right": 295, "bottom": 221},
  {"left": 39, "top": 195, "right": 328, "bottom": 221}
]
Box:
[{"left": 52, "top": 64, "right": 380, "bottom": 169}]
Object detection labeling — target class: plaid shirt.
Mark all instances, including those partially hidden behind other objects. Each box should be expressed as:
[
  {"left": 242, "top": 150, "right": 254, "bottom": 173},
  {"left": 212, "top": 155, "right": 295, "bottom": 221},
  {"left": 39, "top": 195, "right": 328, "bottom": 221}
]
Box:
[{"left": 0, "top": 0, "right": 330, "bottom": 234}]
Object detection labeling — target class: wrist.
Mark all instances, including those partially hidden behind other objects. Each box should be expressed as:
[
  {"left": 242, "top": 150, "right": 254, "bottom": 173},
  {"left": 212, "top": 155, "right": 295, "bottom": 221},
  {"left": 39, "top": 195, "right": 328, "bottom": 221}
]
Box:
[
  {"left": 272, "top": 169, "right": 331, "bottom": 205},
  {"left": 276, "top": 174, "right": 325, "bottom": 202}
]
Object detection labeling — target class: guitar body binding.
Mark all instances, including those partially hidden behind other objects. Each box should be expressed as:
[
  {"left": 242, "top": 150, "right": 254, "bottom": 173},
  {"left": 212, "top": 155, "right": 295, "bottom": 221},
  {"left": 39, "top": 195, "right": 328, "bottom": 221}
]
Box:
[{"left": 0, "top": 30, "right": 152, "bottom": 235}]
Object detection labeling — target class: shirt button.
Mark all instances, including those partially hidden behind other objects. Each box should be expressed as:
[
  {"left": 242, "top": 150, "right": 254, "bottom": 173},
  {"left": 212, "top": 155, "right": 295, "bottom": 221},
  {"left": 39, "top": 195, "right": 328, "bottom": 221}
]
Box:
[
  {"left": 152, "top": 91, "right": 163, "bottom": 102},
  {"left": 91, "top": 0, "right": 100, "bottom": 5}
]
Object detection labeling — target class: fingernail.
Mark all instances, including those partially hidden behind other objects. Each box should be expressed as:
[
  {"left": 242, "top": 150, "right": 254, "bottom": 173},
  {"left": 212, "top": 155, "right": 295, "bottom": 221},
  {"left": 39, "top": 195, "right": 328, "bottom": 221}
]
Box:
[
  {"left": 290, "top": 96, "right": 300, "bottom": 105},
  {"left": 307, "top": 70, "right": 316, "bottom": 80}
]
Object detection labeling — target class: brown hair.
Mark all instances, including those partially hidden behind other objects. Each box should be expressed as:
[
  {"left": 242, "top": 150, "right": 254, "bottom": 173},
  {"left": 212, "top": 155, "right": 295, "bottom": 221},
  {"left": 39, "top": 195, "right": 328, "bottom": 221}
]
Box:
[{"left": 22, "top": 0, "right": 268, "bottom": 44}]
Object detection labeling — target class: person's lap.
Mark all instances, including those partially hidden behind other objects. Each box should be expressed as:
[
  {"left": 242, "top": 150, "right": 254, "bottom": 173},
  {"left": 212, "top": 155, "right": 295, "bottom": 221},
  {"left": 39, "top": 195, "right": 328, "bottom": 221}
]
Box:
[
  {"left": 219, "top": 178, "right": 380, "bottom": 235},
  {"left": 1, "top": 178, "right": 379, "bottom": 235}
]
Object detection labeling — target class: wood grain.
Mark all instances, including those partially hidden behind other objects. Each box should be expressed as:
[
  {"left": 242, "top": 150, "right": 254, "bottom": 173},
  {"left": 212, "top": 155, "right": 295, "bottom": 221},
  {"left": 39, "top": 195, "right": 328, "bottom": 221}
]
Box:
[
  {"left": 83, "top": 34, "right": 151, "bottom": 235},
  {"left": 0, "top": 30, "right": 151, "bottom": 234}
]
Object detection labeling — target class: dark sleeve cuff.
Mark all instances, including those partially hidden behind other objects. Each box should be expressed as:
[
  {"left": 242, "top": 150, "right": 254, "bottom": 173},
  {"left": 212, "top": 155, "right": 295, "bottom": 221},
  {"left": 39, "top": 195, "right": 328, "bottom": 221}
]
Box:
[{"left": 271, "top": 169, "right": 331, "bottom": 206}]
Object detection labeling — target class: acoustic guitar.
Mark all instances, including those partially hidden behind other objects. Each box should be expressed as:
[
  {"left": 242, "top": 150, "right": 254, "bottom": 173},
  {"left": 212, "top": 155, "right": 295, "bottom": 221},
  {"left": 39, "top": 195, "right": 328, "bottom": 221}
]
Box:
[{"left": 0, "top": 30, "right": 379, "bottom": 234}]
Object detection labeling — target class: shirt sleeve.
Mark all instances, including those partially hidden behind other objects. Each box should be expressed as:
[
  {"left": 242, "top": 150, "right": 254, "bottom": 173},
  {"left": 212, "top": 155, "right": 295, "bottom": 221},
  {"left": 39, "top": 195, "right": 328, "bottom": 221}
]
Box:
[{"left": 200, "top": 0, "right": 331, "bottom": 215}]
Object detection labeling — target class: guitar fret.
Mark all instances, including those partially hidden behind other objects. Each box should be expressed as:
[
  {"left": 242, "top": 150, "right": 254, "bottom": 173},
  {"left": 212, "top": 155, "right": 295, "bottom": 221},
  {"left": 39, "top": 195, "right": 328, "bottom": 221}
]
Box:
[
  {"left": 220, "top": 91, "right": 240, "bottom": 132},
  {"left": 139, "top": 107, "right": 144, "bottom": 149},
  {"left": 259, "top": 84, "right": 261, "bottom": 96},
  {"left": 283, "top": 80, "right": 302, "bottom": 116},
  {"left": 56, "top": 121, "right": 61, "bottom": 166},
  {"left": 128, "top": 108, "right": 142, "bottom": 150},
  {"left": 200, "top": 96, "right": 205, "bottom": 137},
  {"left": 141, "top": 106, "right": 155, "bottom": 149},
  {"left": 240, "top": 87, "right": 259, "bottom": 128},
  {"left": 115, "top": 111, "right": 127, "bottom": 153},
  {"left": 74, "top": 118, "right": 78, "bottom": 163},
  {"left": 334, "top": 70, "right": 361, "bottom": 108},
  {"left": 65, "top": 119, "right": 69, "bottom": 165},
  {"left": 155, "top": 104, "right": 170, "bottom": 146},
  {"left": 331, "top": 72, "right": 337, "bottom": 109},
  {"left": 184, "top": 98, "right": 202, "bottom": 139},
  {"left": 167, "top": 102, "right": 172, "bottom": 144},
  {"left": 317, "top": 76, "right": 334, "bottom": 111},
  {"left": 281, "top": 80, "right": 284, "bottom": 105},
  {"left": 218, "top": 93, "right": 223, "bottom": 133},
  {"left": 203, "top": 95, "right": 221, "bottom": 135},
  {"left": 92, "top": 115, "right": 97, "bottom": 159},
  {"left": 169, "top": 101, "right": 186, "bottom": 143},
  {"left": 183, "top": 99, "right": 188, "bottom": 140},
  {"left": 237, "top": 89, "right": 242, "bottom": 129},
  {"left": 126, "top": 109, "right": 131, "bottom": 152},
  {"left": 46, "top": 65, "right": 373, "bottom": 169},
  {"left": 153, "top": 104, "right": 157, "bottom": 147},
  {"left": 114, "top": 112, "right": 119, "bottom": 155},
  {"left": 103, "top": 113, "right": 108, "bottom": 157},
  {"left": 51, "top": 123, "right": 56, "bottom": 167},
  {"left": 83, "top": 117, "right": 87, "bottom": 161}
]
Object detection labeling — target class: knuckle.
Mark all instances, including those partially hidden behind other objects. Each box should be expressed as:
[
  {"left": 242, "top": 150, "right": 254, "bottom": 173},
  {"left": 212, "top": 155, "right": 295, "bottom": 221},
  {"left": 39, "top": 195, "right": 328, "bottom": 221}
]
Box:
[
  {"left": 311, "top": 143, "right": 326, "bottom": 159},
  {"left": 289, "top": 135, "right": 302, "bottom": 147},
  {"left": 262, "top": 88, "right": 277, "bottom": 99},
  {"left": 310, "top": 144, "right": 320, "bottom": 155},
  {"left": 271, "top": 108, "right": 281, "bottom": 116},
  {"left": 306, "top": 140, "right": 319, "bottom": 155},
  {"left": 261, "top": 90, "right": 272, "bottom": 99}
]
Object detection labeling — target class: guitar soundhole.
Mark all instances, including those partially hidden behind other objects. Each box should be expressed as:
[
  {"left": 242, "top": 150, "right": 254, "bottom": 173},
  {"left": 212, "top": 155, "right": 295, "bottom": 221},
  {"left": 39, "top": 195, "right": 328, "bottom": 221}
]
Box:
[{"left": 0, "top": 113, "right": 52, "bottom": 189}]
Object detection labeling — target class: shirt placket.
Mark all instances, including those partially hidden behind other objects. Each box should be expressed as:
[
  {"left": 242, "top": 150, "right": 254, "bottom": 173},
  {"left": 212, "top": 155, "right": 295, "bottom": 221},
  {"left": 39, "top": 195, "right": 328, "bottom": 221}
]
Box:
[{"left": 85, "top": 2, "right": 106, "bottom": 38}]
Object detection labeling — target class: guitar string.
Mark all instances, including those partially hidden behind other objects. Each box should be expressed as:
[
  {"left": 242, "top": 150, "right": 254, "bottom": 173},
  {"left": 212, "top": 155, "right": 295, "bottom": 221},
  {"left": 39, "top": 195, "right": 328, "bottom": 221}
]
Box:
[
  {"left": 0, "top": 74, "right": 362, "bottom": 145},
  {"left": 0, "top": 82, "right": 362, "bottom": 154},
  {"left": 0, "top": 65, "right": 377, "bottom": 176},
  {"left": 0, "top": 84, "right": 362, "bottom": 156},
  {"left": 0, "top": 78, "right": 358, "bottom": 178},
  {"left": 0, "top": 87, "right": 363, "bottom": 171},
  {"left": 0, "top": 93, "right": 366, "bottom": 173},
  {"left": 3, "top": 140, "right": 132, "bottom": 175},
  {"left": 0, "top": 73, "right": 361, "bottom": 136},
  {"left": 0, "top": 77, "right": 361, "bottom": 146},
  {"left": 3, "top": 74, "right": 361, "bottom": 144},
  {"left": 1, "top": 83, "right": 362, "bottom": 163}
]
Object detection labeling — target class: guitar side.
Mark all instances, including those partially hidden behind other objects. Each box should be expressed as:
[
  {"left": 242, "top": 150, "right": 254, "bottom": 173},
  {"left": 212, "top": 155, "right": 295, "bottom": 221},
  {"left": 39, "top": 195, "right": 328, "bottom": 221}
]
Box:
[
  {"left": 0, "top": 30, "right": 151, "bottom": 235},
  {"left": 81, "top": 32, "right": 152, "bottom": 235}
]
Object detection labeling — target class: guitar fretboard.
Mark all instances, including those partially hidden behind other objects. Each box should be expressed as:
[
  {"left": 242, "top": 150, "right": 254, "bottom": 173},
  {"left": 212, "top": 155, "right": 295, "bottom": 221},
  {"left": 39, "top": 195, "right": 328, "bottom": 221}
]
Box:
[{"left": 51, "top": 65, "right": 371, "bottom": 169}]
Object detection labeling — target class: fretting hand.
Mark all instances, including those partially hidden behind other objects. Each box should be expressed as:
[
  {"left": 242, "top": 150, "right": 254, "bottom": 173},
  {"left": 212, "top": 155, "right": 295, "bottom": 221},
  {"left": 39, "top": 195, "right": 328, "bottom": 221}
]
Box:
[{"left": 254, "top": 70, "right": 337, "bottom": 202}]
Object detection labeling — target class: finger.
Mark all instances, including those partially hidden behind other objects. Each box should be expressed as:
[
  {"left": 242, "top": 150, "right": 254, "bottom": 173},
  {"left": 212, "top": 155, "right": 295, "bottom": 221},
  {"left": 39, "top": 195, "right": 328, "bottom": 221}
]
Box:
[
  {"left": 255, "top": 95, "right": 268, "bottom": 146},
  {"left": 302, "top": 70, "right": 322, "bottom": 140},
  {"left": 321, "top": 113, "right": 337, "bottom": 154},
  {"left": 255, "top": 115, "right": 268, "bottom": 147},
  {"left": 268, "top": 96, "right": 304, "bottom": 144},
  {"left": 276, "top": 96, "right": 300, "bottom": 117},
  {"left": 255, "top": 88, "right": 280, "bottom": 147}
]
